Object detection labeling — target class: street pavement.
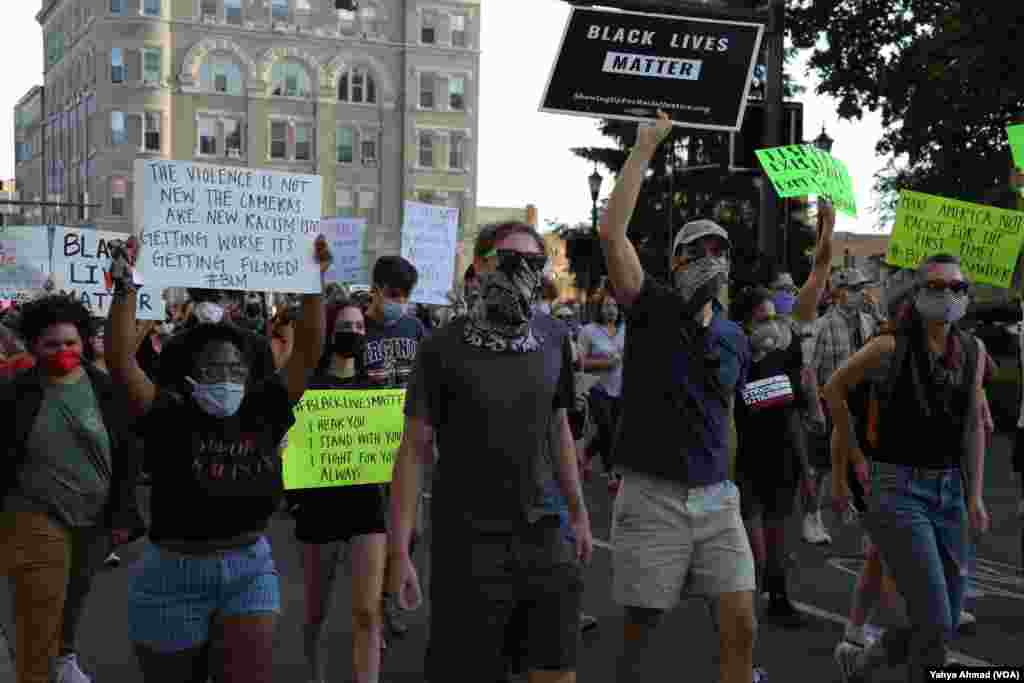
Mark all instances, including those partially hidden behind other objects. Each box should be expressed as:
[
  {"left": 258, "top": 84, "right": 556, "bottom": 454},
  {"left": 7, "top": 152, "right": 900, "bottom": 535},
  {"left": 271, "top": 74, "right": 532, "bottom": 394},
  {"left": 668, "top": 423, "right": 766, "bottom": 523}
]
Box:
[{"left": 2, "top": 433, "right": 1023, "bottom": 682}]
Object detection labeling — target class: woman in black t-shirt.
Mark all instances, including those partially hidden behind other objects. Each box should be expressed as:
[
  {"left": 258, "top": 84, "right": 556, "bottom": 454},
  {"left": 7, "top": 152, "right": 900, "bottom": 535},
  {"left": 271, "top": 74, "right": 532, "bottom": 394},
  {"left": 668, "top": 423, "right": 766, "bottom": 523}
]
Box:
[
  {"left": 105, "top": 236, "right": 331, "bottom": 683},
  {"left": 732, "top": 286, "right": 814, "bottom": 627},
  {"left": 290, "top": 298, "right": 389, "bottom": 683}
]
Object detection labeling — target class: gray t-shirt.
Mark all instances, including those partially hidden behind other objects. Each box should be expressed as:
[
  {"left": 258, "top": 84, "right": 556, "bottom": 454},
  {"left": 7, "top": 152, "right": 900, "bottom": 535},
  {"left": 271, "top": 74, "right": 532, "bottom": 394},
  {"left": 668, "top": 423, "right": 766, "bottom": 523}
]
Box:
[
  {"left": 578, "top": 322, "right": 626, "bottom": 397},
  {"left": 405, "top": 314, "right": 575, "bottom": 534},
  {"left": 6, "top": 373, "right": 112, "bottom": 527}
]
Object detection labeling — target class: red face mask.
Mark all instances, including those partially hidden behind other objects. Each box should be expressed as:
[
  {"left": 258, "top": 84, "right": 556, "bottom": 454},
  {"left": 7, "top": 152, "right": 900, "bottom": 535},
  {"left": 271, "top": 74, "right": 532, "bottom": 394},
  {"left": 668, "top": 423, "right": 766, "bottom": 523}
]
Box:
[{"left": 46, "top": 349, "right": 82, "bottom": 376}]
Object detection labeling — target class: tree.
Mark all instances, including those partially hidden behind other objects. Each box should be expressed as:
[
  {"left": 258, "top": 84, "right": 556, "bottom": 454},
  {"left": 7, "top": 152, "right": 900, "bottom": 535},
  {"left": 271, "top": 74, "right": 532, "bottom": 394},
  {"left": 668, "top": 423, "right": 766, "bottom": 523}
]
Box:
[{"left": 787, "top": 1, "right": 1024, "bottom": 220}]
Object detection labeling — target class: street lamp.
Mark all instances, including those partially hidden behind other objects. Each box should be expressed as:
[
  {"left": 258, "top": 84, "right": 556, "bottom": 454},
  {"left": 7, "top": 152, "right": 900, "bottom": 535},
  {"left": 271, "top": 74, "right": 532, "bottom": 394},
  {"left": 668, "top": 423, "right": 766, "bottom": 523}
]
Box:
[
  {"left": 588, "top": 164, "right": 603, "bottom": 232},
  {"left": 813, "top": 124, "right": 834, "bottom": 153}
]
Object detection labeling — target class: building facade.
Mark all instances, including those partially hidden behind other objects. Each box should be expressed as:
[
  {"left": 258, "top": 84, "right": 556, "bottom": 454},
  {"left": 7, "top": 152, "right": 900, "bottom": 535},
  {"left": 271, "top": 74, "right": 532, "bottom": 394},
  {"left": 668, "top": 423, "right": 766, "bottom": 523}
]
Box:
[{"left": 17, "top": 0, "right": 480, "bottom": 271}]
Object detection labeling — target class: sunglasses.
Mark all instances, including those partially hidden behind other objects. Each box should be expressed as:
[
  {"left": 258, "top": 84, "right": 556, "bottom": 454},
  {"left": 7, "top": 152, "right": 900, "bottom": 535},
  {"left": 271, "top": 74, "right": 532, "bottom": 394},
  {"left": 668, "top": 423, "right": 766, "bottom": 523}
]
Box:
[
  {"left": 923, "top": 280, "right": 969, "bottom": 294},
  {"left": 494, "top": 249, "right": 548, "bottom": 274}
]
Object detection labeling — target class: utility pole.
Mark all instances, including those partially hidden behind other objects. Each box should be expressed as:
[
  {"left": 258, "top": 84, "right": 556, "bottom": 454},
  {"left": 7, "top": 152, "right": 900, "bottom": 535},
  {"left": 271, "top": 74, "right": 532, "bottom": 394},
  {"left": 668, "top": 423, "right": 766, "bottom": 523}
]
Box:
[{"left": 757, "top": 0, "right": 784, "bottom": 269}]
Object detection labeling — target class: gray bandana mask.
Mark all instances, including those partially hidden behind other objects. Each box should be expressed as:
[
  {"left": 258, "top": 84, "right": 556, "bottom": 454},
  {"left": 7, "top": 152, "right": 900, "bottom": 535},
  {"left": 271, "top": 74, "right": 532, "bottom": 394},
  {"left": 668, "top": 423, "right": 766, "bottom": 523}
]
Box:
[
  {"left": 673, "top": 256, "right": 730, "bottom": 303},
  {"left": 472, "top": 264, "right": 542, "bottom": 338}
]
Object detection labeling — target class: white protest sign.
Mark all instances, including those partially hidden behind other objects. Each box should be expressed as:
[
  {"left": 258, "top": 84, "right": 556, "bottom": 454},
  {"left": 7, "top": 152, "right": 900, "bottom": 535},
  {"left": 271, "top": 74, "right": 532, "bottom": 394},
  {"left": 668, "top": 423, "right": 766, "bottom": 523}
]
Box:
[
  {"left": 0, "top": 225, "right": 51, "bottom": 302},
  {"left": 53, "top": 226, "right": 164, "bottom": 320},
  {"left": 135, "top": 160, "right": 323, "bottom": 293},
  {"left": 400, "top": 201, "right": 459, "bottom": 306},
  {"left": 322, "top": 217, "right": 368, "bottom": 285}
]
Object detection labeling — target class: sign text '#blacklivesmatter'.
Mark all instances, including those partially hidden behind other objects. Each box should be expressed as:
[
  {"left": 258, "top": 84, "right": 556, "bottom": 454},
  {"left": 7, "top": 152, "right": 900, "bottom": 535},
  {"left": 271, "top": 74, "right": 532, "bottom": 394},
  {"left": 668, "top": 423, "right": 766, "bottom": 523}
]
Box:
[{"left": 135, "top": 160, "right": 323, "bottom": 294}]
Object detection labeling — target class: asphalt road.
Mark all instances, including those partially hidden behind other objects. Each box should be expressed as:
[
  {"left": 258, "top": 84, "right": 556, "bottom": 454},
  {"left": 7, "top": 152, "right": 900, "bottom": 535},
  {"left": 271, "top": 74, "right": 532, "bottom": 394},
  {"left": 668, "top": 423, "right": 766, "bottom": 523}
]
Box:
[{"left": 3, "top": 434, "right": 1023, "bottom": 682}]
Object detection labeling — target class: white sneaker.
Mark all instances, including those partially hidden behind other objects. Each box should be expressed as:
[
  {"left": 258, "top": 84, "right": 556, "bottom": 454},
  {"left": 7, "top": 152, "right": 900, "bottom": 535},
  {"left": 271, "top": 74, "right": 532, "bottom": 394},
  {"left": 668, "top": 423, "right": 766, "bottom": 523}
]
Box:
[
  {"left": 959, "top": 610, "right": 977, "bottom": 631},
  {"left": 815, "top": 511, "right": 833, "bottom": 544},
  {"left": 53, "top": 653, "right": 92, "bottom": 683}
]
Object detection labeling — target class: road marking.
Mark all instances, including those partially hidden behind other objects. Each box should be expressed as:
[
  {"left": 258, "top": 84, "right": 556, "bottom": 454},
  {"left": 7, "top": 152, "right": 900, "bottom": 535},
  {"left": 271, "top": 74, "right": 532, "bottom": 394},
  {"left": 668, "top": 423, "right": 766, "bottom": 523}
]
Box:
[
  {"left": 594, "top": 537, "right": 613, "bottom": 550},
  {"left": 829, "top": 557, "right": 1024, "bottom": 601}
]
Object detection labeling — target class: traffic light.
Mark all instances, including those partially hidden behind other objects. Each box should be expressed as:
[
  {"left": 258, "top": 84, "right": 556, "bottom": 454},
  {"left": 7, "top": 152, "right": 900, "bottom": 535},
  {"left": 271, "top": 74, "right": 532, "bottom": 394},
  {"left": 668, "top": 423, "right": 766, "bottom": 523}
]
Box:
[{"left": 730, "top": 101, "right": 803, "bottom": 171}]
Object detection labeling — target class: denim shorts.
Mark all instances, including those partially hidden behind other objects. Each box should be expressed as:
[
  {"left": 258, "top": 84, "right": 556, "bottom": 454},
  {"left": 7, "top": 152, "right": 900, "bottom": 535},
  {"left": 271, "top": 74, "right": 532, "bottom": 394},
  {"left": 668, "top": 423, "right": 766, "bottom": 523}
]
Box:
[{"left": 128, "top": 537, "right": 280, "bottom": 652}]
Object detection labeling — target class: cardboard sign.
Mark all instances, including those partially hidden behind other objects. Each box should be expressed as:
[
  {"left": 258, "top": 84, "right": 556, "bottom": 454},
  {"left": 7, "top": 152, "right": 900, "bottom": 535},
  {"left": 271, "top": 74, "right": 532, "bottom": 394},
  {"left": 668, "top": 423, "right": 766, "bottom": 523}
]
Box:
[
  {"left": 322, "top": 217, "right": 368, "bottom": 285},
  {"left": 400, "top": 201, "right": 459, "bottom": 306},
  {"left": 283, "top": 389, "right": 405, "bottom": 490},
  {"left": 134, "top": 160, "right": 323, "bottom": 294},
  {"left": 1009, "top": 124, "right": 1024, "bottom": 171},
  {"left": 540, "top": 6, "right": 764, "bottom": 131},
  {"left": 53, "top": 226, "right": 164, "bottom": 320},
  {"left": 756, "top": 145, "right": 858, "bottom": 217},
  {"left": 886, "top": 191, "right": 1024, "bottom": 288},
  {"left": 0, "top": 225, "right": 51, "bottom": 302}
]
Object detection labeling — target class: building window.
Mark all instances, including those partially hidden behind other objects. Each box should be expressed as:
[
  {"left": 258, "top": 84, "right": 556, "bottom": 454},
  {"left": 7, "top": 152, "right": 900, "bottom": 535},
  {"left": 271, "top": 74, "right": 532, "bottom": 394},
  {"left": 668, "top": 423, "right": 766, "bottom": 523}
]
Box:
[
  {"left": 421, "top": 11, "right": 437, "bottom": 44},
  {"left": 451, "top": 14, "right": 467, "bottom": 48},
  {"left": 111, "top": 111, "right": 127, "bottom": 145},
  {"left": 449, "top": 133, "right": 464, "bottom": 170},
  {"left": 339, "top": 68, "right": 376, "bottom": 104},
  {"left": 143, "top": 48, "right": 162, "bottom": 84},
  {"left": 336, "top": 127, "right": 354, "bottom": 164},
  {"left": 110, "top": 0, "right": 124, "bottom": 14},
  {"left": 449, "top": 76, "right": 466, "bottom": 111},
  {"left": 336, "top": 188, "right": 354, "bottom": 218},
  {"left": 143, "top": 0, "right": 161, "bottom": 17},
  {"left": 225, "top": 0, "right": 242, "bottom": 24},
  {"left": 295, "top": 123, "right": 313, "bottom": 161},
  {"left": 356, "top": 189, "right": 377, "bottom": 221},
  {"left": 271, "top": 0, "right": 289, "bottom": 22},
  {"left": 111, "top": 48, "right": 124, "bottom": 83},
  {"left": 198, "top": 117, "right": 218, "bottom": 155},
  {"left": 419, "top": 73, "right": 435, "bottom": 109},
  {"left": 361, "top": 136, "right": 377, "bottom": 165},
  {"left": 271, "top": 62, "right": 311, "bottom": 98},
  {"left": 111, "top": 176, "right": 127, "bottom": 216},
  {"left": 270, "top": 121, "right": 287, "bottom": 159},
  {"left": 144, "top": 112, "right": 161, "bottom": 152},
  {"left": 419, "top": 133, "right": 434, "bottom": 168},
  {"left": 201, "top": 0, "right": 218, "bottom": 21},
  {"left": 225, "top": 120, "right": 243, "bottom": 157},
  {"left": 46, "top": 32, "right": 66, "bottom": 68},
  {"left": 200, "top": 57, "right": 243, "bottom": 95}
]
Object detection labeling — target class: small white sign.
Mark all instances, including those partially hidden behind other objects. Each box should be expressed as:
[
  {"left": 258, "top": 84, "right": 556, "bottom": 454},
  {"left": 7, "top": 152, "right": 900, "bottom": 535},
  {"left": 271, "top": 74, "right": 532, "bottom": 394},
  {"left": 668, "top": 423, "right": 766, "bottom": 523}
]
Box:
[
  {"left": 321, "top": 217, "right": 368, "bottom": 285},
  {"left": 400, "top": 201, "right": 459, "bottom": 306},
  {"left": 0, "top": 225, "right": 50, "bottom": 302}
]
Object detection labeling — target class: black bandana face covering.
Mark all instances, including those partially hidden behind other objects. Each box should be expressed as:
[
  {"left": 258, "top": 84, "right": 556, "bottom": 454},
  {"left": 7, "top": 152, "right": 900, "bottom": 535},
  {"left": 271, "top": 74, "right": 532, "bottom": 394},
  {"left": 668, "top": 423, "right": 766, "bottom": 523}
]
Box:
[{"left": 464, "top": 256, "right": 544, "bottom": 353}]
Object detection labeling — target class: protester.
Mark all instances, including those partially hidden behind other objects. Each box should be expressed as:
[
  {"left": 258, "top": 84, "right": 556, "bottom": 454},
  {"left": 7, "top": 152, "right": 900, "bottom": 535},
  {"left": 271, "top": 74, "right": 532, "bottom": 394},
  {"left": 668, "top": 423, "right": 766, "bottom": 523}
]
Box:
[
  {"left": 599, "top": 111, "right": 755, "bottom": 683},
  {"left": 106, "top": 236, "right": 330, "bottom": 683},
  {"left": 290, "top": 298, "right": 388, "bottom": 683},
  {"left": 389, "top": 220, "right": 592, "bottom": 682},
  {"left": 0, "top": 294, "right": 143, "bottom": 683},
  {"left": 578, "top": 289, "right": 625, "bottom": 477},
  {"left": 363, "top": 256, "right": 424, "bottom": 389},
  {"left": 826, "top": 254, "right": 990, "bottom": 683}
]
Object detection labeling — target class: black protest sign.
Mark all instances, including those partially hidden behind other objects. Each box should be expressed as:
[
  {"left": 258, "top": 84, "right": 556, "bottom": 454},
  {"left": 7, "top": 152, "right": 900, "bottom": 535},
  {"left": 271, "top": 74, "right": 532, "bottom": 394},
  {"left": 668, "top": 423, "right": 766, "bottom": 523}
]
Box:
[{"left": 540, "top": 6, "right": 764, "bottom": 131}]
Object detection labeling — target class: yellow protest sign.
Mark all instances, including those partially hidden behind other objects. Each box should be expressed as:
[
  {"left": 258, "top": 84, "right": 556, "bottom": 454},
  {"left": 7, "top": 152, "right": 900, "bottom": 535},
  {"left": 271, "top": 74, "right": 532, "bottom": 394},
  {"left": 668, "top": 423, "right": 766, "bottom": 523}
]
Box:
[
  {"left": 283, "top": 389, "right": 405, "bottom": 490},
  {"left": 886, "top": 191, "right": 1024, "bottom": 288}
]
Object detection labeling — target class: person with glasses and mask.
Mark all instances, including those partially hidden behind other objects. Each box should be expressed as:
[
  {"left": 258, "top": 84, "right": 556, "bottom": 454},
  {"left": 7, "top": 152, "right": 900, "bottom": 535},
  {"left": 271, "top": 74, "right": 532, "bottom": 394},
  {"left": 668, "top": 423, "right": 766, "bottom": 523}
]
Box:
[
  {"left": 806, "top": 267, "right": 880, "bottom": 545},
  {"left": 826, "top": 254, "right": 990, "bottom": 683},
  {"left": 104, "top": 236, "right": 331, "bottom": 683},
  {"left": 599, "top": 111, "right": 755, "bottom": 683},
  {"left": 389, "top": 221, "right": 592, "bottom": 683}
]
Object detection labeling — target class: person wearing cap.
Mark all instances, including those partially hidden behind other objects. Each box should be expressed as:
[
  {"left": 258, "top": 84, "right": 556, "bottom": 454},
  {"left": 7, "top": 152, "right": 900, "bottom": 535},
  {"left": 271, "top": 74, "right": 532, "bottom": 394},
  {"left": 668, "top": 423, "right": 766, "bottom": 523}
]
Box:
[
  {"left": 599, "top": 111, "right": 755, "bottom": 683},
  {"left": 806, "top": 267, "right": 880, "bottom": 545}
]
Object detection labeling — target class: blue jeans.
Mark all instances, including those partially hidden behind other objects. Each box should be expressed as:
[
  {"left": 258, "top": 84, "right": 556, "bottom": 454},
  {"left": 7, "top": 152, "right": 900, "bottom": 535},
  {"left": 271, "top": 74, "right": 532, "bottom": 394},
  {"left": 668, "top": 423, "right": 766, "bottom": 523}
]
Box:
[{"left": 865, "top": 462, "right": 967, "bottom": 682}]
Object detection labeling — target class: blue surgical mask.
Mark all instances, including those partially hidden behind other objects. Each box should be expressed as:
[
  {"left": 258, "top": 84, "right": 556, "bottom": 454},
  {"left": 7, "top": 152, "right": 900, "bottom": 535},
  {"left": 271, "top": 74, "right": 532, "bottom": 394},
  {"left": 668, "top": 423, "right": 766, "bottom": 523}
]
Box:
[
  {"left": 772, "top": 292, "right": 796, "bottom": 316},
  {"left": 187, "top": 377, "right": 245, "bottom": 418},
  {"left": 381, "top": 302, "right": 406, "bottom": 324}
]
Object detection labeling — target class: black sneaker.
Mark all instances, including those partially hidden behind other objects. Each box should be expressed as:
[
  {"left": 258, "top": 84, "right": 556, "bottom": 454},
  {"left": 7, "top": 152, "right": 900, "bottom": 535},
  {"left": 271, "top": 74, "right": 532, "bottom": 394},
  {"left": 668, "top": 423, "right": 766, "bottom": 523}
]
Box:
[
  {"left": 761, "top": 595, "right": 805, "bottom": 629},
  {"left": 580, "top": 613, "right": 599, "bottom": 633},
  {"left": 104, "top": 552, "right": 121, "bottom": 568},
  {"left": 383, "top": 595, "right": 409, "bottom": 638}
]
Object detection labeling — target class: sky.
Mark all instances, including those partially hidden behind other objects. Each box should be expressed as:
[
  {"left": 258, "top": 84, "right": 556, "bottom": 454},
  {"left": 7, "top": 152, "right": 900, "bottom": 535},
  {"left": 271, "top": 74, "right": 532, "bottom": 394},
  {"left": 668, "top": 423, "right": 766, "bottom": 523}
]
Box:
[{"left": 0, "top": 1, "right": 888, "bottom": 235}]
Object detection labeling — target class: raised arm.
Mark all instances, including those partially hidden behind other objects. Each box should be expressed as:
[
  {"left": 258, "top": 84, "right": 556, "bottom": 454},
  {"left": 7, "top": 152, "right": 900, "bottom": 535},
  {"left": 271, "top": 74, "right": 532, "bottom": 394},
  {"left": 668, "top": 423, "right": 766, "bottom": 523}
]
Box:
[
  {"left": 793, "top": 202, "right": 835, "bottom": 324},
  {"left": 600, "top": 110, "right": 673, "bottom": 308},
  {"left": 282, "top": 236, "right": 330, "bottom": 404},
  {"left": 107, "top": 239, "right": 157, "bottom": 418}
]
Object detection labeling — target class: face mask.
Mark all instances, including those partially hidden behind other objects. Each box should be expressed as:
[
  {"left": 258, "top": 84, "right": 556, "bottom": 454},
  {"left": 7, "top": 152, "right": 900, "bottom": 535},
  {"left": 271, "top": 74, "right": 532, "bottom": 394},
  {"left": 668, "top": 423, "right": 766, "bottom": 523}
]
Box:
[
  {"left": 380, "top": 301, "right": 406, "bottom": 324},
  {"left": 194, "top": 302, "right": 225, "bottom": 325},
  {"left": 187, "top": 377, "right": 245, "bottom": 418},
  {"left": 331, "top": 331, "right": 365, "bottom": 359},
  {"left": 673, "top": 256, "right": 730, "bottom": 304},
  {"left": 914, "top": 289, "right": 968, "bottom": 323},
  {"left": 600, "top": 304, "right": 619, "bottom": 323},
  {"left": 772, "top": 292, "right": 796, "bottom": 316},
  {"left": 476, "top": 260, "right": 542, "bottom": 331},
  {"left": 46, "top": 349, "right": 82, "bottom": 376}
]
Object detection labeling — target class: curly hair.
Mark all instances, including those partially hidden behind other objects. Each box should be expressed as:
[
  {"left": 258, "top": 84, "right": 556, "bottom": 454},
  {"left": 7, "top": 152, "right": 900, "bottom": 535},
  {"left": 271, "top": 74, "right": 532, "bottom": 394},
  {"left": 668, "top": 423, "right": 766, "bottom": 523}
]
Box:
[
  {"left": 17, "top": 294, "right": 93, "bottom": 348},
  {"left": 730, "top": 285, "right": 774, "bottom": 325}
]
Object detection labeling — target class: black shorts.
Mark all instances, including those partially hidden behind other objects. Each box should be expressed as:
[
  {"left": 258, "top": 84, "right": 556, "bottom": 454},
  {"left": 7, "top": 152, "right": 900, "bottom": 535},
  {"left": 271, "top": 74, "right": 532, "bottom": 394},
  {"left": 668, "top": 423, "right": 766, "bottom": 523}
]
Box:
[
  {"left": 738, "top": 472, "right": 798, "bottom": 522},
  {"left": 425, "top": 518, "right": 583, "bottom": 681},
  {"left": 291, "top": 484, "right": 388, "bottom": 544}
]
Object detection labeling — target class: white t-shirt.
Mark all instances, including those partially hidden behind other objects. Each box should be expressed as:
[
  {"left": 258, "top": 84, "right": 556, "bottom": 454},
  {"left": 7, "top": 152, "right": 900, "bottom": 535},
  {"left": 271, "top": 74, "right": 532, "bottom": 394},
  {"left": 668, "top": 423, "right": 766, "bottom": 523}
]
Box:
[{"left": 578, "top": 322, "right": 626, "bottom": 398}]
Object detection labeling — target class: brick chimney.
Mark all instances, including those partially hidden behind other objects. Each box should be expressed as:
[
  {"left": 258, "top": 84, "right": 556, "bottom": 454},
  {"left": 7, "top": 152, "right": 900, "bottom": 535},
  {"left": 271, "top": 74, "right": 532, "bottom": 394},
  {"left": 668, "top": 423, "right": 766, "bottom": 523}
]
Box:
[{"left": 526, "top": 204, "right": 538, "bottom": 227}]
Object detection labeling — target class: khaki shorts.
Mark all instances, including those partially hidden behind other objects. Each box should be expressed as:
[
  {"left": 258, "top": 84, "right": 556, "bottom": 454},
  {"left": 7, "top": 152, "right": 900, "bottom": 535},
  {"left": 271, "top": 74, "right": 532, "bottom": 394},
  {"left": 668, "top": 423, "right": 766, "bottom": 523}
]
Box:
[{"left": 612, "top": 471, "right": 755, "bottom": 610}]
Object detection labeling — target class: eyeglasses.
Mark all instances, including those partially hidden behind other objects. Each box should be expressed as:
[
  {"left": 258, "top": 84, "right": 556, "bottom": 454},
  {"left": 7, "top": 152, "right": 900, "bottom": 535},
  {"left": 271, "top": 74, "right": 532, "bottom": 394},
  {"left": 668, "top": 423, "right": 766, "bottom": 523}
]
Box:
[
  {"left": 923, "top": 280, "right": 969, "bottom": 294},
  {"left": 494, "top": 249, "right": 548, "bottom": 274},
  {"left": 679, "top": 237, "right": 730, "bottom": 261}
]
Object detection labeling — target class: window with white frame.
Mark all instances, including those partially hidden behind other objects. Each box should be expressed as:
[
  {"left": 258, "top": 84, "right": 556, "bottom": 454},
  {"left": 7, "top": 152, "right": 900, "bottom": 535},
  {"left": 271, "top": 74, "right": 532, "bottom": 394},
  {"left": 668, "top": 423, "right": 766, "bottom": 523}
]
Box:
[
  {"left": 201, "top": 0, "right": 218, "bottom": 21},
  {"left": 225, "top": 0, "right": 242, "bottom": 25},
  {"left": 144, "top": 112, "right": 161, "bottom": 152},
  {"left": 336, "top": 127, "right": 354, "bottom": 163},
  {"left": 143, "top": 48, "right": 162, "bottom": 85},
  {"left": 339, "top": 68, "right": 376, "bottom": 104},
  {"left": 336, "top": 188, "right": 354, "bottom": 218},
  {"left": 271, "top": 0, "right": 289, "bottom": 22},
  {"left": 198, "top": 116, "right": 218, "bottom": 155},
  {"left": 270, "top": 121, "right": 288, "bottom": 159},
  {"left": 110, "top": 0, "right": 123, "bottom": 15},
  {"left": 449, "top": 132, "right": 464, "bottom": 170},
  {"left": 421, "top": 10, "right": 437, "bottom": 44},
  {"left": 111, "top": 48, "right": 124, "bottom": 83},
  {"left": 355, "top": 189, "right": 377, "bottom": 221},
  {"left": 143, "top": 0, "right": 161, "bottom": 17},
  {"left": 419, "top": 73, "right": 435, "bottom": 109},
  {"left": 111, "top": 111, "right": 127, "bottom": 145},
  {"left": 110, "top": 177, "right": 127, "bottom": 216},
  {"left": 200, "top": 56, "right": 243, "bottom": 95},
  {"left": 225, "top": 119, "right": 243, "bottom": 157},
  {"left": 451, "top": 14, "right": 467, "bottom": 48},
  {"left": 271, "top": 62, "right": 311, "bottom": 98},
  {"left": 295, "top": 123, "right": 313, "bottom": 161},
  {"left": 418, "top": 132, "right": 434, "bottom": 168},
  {"left": 361, "top": 133, "right": 377, "bottom": 165},
  {"left": 449, "top": 76, "right": 466, "bottom": 111}
]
